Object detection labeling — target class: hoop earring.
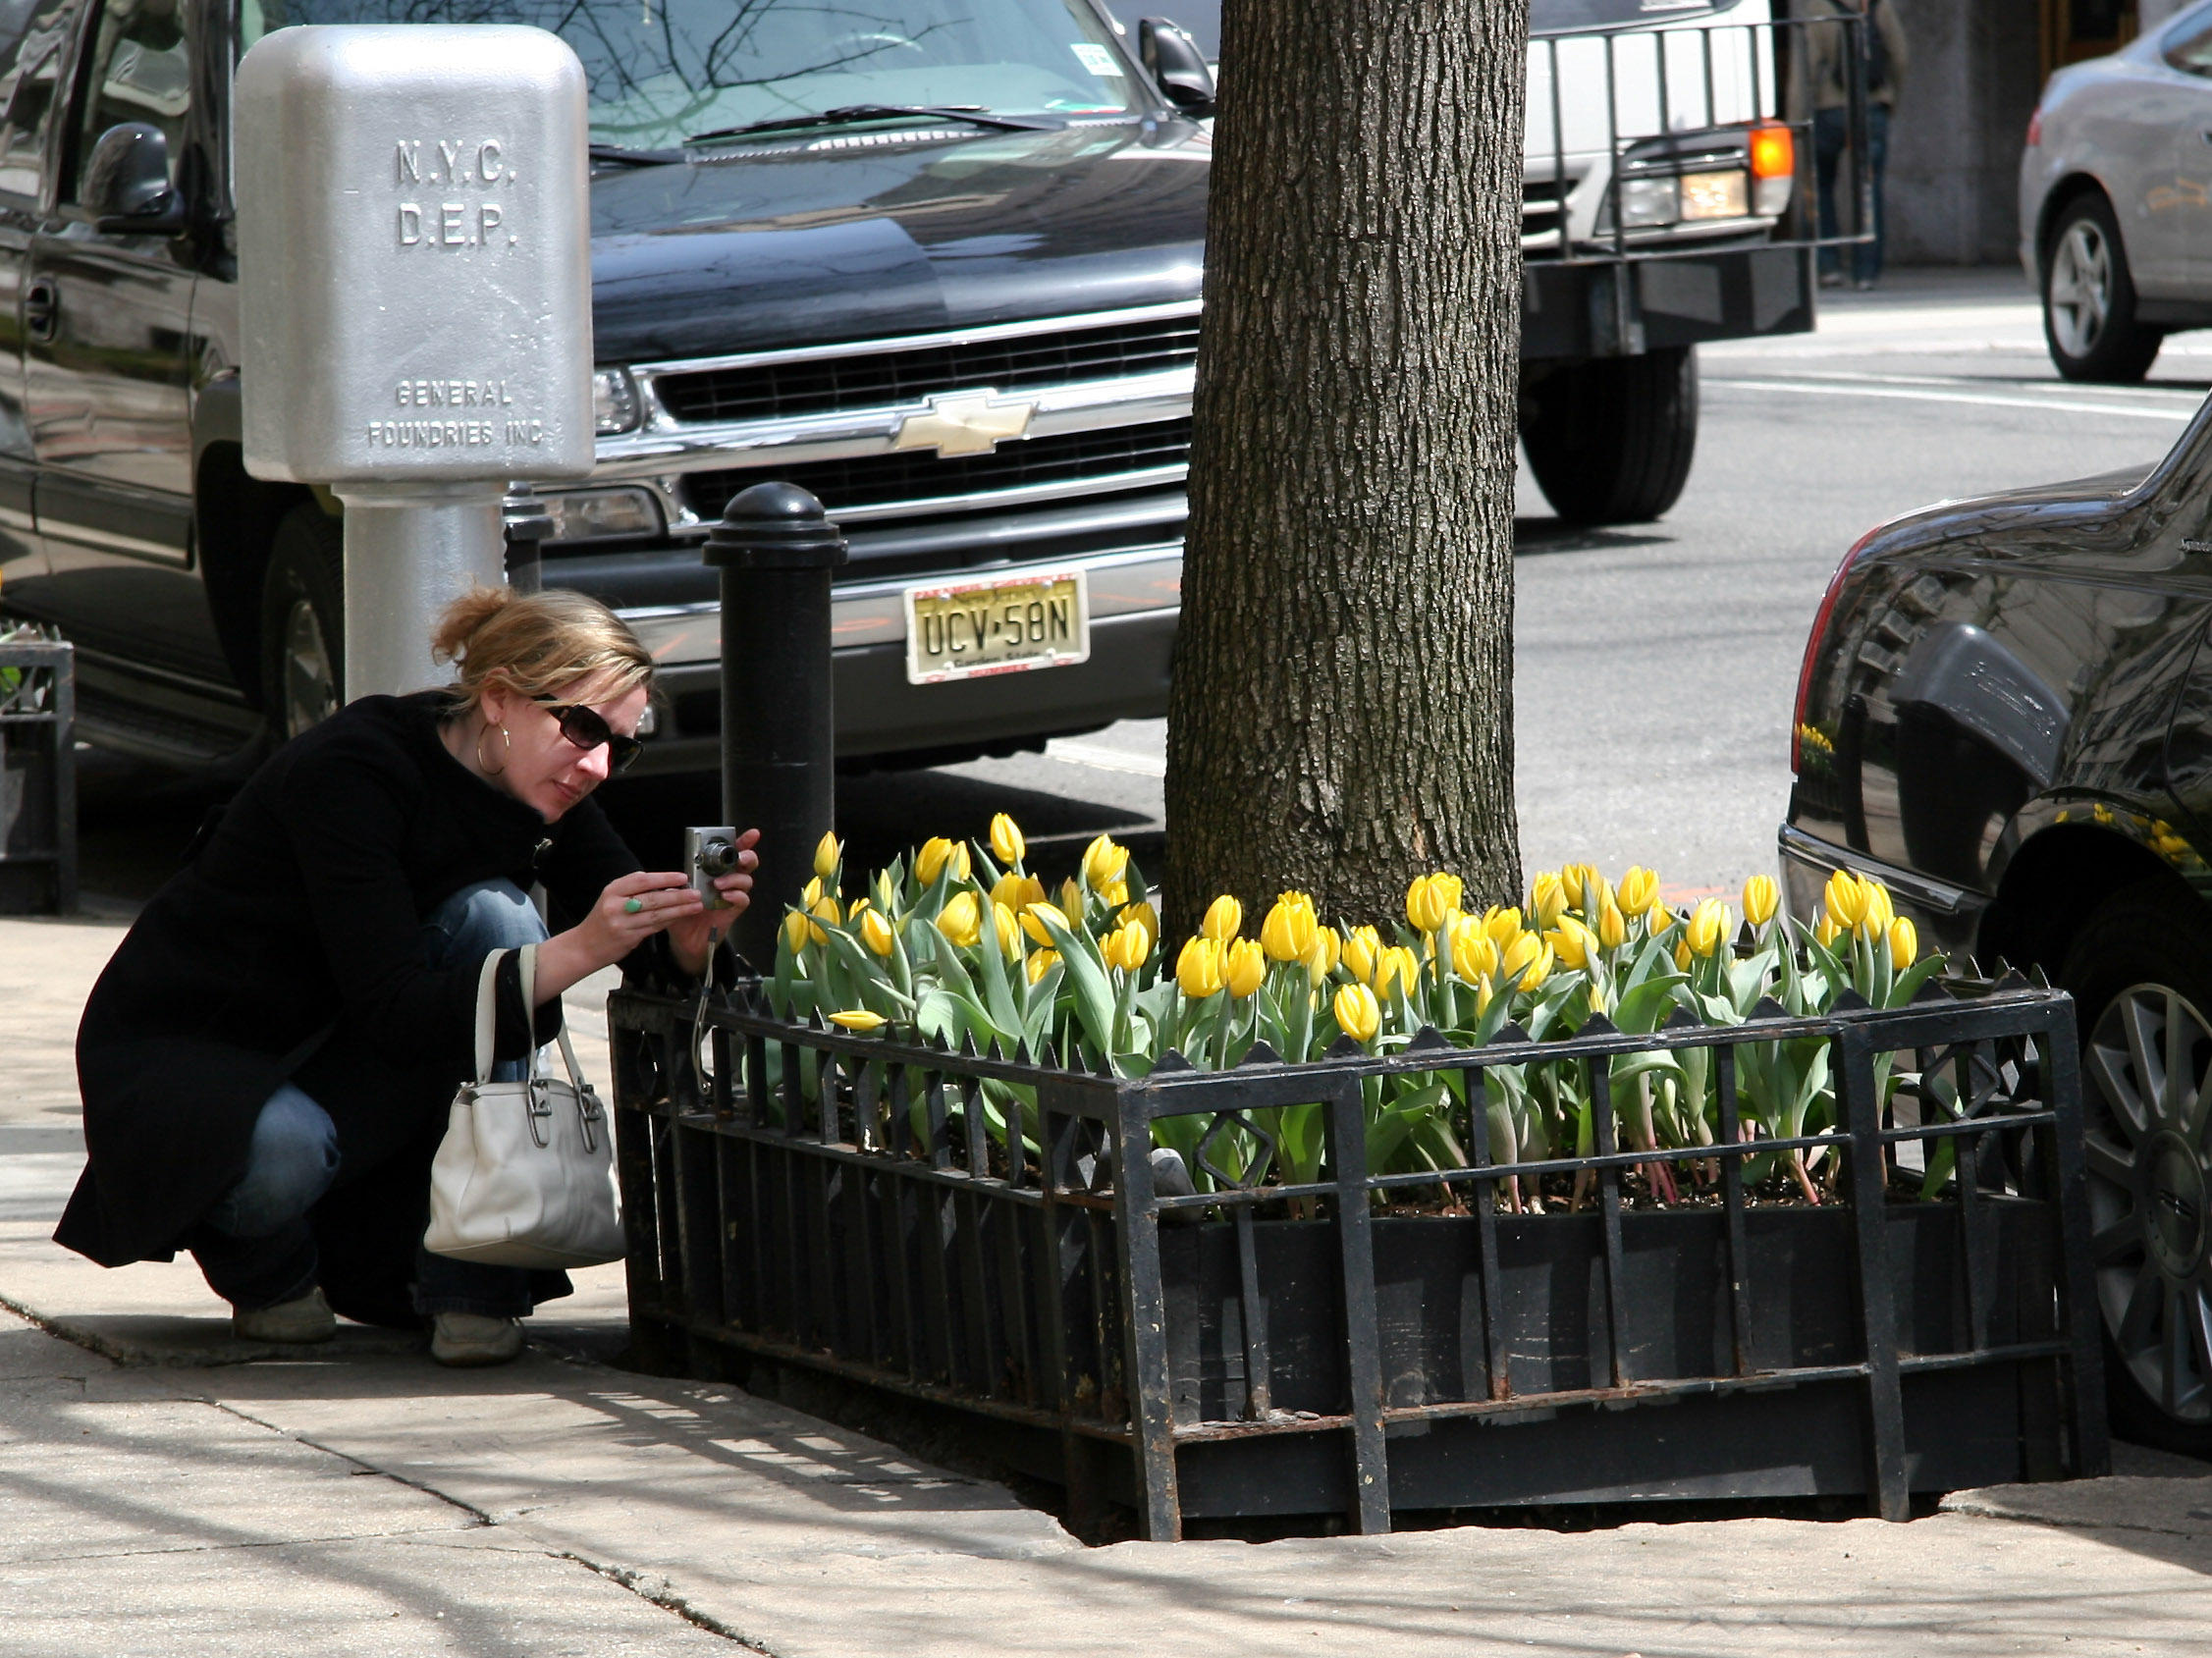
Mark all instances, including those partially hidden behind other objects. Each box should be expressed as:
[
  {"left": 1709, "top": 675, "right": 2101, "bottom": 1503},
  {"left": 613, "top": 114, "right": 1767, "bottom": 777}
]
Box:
[{"left": 475, "top": 722, "right": 511, "bottom": 776}]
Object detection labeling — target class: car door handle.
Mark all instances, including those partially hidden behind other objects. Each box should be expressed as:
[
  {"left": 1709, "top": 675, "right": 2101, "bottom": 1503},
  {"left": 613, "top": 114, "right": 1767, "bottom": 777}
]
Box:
[{"left": 23, "top": 277, "right": 56, "bottom": 343}]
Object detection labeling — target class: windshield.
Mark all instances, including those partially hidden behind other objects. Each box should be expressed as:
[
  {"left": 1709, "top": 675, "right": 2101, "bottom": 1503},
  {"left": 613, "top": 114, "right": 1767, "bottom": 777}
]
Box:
[{"left": 239, "top": 0, "right": 1141, "bottom": 147}]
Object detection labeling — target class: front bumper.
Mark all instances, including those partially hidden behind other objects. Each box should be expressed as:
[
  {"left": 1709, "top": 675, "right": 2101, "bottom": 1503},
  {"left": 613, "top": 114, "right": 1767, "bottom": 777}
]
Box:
[{"left": 1777, "top": 824, "right": 1989, "bottom": 961}]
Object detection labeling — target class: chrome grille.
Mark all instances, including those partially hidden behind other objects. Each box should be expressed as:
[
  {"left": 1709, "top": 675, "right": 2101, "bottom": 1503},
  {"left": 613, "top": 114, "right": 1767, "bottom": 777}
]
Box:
[{"left": 652, "top": 313, "right": 1201, "bottom": 426}]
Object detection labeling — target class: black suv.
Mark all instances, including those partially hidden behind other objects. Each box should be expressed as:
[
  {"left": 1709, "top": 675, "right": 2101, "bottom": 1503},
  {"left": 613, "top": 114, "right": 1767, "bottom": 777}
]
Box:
[{"left": 0, "top": 0, "right": 1209, "bottom": 775}]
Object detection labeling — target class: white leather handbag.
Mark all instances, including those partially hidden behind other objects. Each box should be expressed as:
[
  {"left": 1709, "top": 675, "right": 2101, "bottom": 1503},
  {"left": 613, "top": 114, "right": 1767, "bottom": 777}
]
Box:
[{"left": 423, "top": 944, "right": 625, "bottom": 1268}]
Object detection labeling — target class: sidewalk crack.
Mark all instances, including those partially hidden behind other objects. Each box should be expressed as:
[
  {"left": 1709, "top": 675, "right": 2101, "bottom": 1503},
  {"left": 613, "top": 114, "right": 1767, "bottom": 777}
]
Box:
[
  {"left": 557, "top": 1552, "right": 786, "bottom": 1653},
  {"left": 206, "top": 1400, "right": 495, "bottom": 1526}
]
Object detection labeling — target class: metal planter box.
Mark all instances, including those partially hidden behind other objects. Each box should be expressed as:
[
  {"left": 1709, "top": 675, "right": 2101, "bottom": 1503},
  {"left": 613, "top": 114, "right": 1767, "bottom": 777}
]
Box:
[{"left": 608, "top": 977, "right": 2107, "bottom": 1539}]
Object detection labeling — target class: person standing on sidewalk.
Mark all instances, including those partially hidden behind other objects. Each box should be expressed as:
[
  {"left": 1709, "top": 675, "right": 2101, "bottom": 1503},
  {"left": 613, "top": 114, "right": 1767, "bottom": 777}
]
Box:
[
  {"left": 54, "top": 589, "right": 758, "bottom": 1365},
  {"left": 1802, "top": 0, "right": 1910, "bottom": 290}
]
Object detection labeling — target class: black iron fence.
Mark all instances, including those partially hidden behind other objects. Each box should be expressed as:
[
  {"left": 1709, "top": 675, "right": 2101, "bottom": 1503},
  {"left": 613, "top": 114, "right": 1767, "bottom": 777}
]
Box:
[{"left": 612, "top": 971, "right": 2106, "bottom": 1540}]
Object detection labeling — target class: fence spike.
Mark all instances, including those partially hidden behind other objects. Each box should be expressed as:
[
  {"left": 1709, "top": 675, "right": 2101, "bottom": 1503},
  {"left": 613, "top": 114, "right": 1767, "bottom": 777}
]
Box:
[
  {"left": 1833, "top": 987, "right": 1871, "bottom": 1011},
  {"left": 2028, "top": 963, "right": 2053, "bottom": 989},
  {"left": 1735, "top": 921, "right": 1756, "bottom": 952},
  {"left": 1749, "top": 995, "right": 1790, "bottom": 1022},
  {"left": 1963, "top": 955, "right": 1983, "bottom": 981},
  {"left": 1488, "top": 1021, "right": 1533, "bottom": 1047},
  {"left": 1407, "top": 1025, "right": 1451, "bottom": 1052},
  {"left": 1661, "top": 1005, "right": 1699, "bottom": 1030},
  {"left": 1911, "top": 976, "right": 1957, "bottom": 1004},
  {"left": 1014, "top": 1037, "right": 1034, "bottom": 1066},
  {"left": 1580, "top": 1013, "right": 1619, "bottom": 1039},
  {"left": 1093, "top": 1047, "right": 1115, "bottom": 1078},
  {"left": 1991, "top": 967, "right": 2031, "bottom": 991},
  {"left": 1323, "top": 1035, "right": 1365, "bottom": 1058},
  {"left": 1240, "top": 1040, "right": 1282, "bottom": 1068},
  {"left": 1152, "top": 1048, "right": 1196, "bottom": 1074}
]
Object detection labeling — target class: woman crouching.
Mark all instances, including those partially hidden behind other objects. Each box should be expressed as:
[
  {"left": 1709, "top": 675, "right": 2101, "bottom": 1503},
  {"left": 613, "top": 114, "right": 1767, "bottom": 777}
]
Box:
[{"left": 55, "top": 587, "right": 756, "bottom": 1365}]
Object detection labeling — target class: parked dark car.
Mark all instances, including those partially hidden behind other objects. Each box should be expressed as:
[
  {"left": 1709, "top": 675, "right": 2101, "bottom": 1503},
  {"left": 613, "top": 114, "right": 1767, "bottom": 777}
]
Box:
[
  {"left": 1783, "top": 413, "right": 2212, "bottom": 1454},
  {"left": 0, "top": 0, "right": 1211, "bottom": 776}
]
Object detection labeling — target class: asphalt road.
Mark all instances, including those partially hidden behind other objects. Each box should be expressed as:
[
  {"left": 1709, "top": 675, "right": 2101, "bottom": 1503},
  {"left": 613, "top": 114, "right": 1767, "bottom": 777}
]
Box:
[{"left": 72, "top": 266, "right": 2206, "bottom": 914}]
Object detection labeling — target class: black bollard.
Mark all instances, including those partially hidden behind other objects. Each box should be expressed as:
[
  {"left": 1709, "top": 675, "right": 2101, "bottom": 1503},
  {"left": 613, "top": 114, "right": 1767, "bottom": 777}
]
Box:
[{"left": 704, "top": 482, "right": 848, "bottom": 971}]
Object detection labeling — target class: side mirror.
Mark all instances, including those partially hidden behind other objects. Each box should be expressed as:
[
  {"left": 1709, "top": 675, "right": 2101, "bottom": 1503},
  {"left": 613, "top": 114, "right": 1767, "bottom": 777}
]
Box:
[
  {"left": 1139, "top": 19, "right": 1216, "bottom": 120},
  {"left": 84, "top": 122, "right": 188, "bottom": 236}
]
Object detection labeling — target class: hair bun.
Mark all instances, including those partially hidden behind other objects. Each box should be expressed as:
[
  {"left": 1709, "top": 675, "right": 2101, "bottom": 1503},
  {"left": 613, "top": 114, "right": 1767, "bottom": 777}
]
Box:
[{"left": 429, "top": 586, "right": 513, "bottom": 666}]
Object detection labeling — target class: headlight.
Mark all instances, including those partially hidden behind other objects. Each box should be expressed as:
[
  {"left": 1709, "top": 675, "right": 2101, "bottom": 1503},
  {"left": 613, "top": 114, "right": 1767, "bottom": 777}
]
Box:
[
  {"left": 540, "top": 486, "right": 662, "bottom": 544},
  {"left": 593, "top": 368, "right": 641, "bottom": 435}
]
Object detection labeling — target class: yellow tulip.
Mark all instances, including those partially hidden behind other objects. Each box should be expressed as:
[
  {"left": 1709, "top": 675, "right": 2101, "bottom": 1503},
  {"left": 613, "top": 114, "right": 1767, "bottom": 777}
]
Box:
[
  {"left": 1176, "top": 935, "right": 1224, "bottom": 998},
  {"left": 1224, "top": 937, "right": 1267, "bottom": 998},
  {"left": 809, "top": 891, "right": 840, "bottom": 928},
  {"left": 1814, "top": 911, "right": 1843, "bottom": 948},
  {"left": 1887, "top": 916, "right": 1918, "bottom": 967},
  {"left": 1406, "top": 874, "right": 1454, "bottom": 934},
  {"left": 1480, "top": 905, "right": 1521, "bottom": 945},
  {"left": 1082, "top": 833, "right": 1129, "bottom": 892},
  {"left": 861, "top": 908, "right": 895, "bottom": 957},
  {"left": 936, "top": 890, "right": 982, "bottom": 948},
  {"left": 1201, "top": 894, "right": 1243, "bottom": 942},
  {"left": 1375, "top": 944, "right": 1420, "bottom": 999},
  {"left": 829, "top": 1009, "right": 886, "bottom": 1032},
  {"left": 1616, "top": 866, "right": 1659, "bottom": 917},
  {"left": 1305, "top": 925, "right": 1341, "bottom": 983},
  {"left": 992, "top": 871, "right": 1046, "bottom": 913},
  {"left": 1021, "top": 900, "right": 1071, "bottom": 946},
  {"left": 1545, "top": 918, "right": 1596, "bottom": 972},
  {"left": 1118, "top": 899, "right": 1160, "bottom": 956},
  {"left": 1529, "top": 871, "right": 1567, "bottom": 930},
  {"left": 1431, "top": 872, "right": 1465, "bottom": 914},
  {"left": 1596, "top": 892, "right": 1628, "bottom": 951},
  {"left": 1333, "top": 981, "right": 1380, "bottom": 1043},
  {"left": 1514, "top": 939, "right": 1554, "bottom": 991},
  {"left": 1673, "top": 936, "right": 1692, "bottom": 972},
  {"left": 989, "top": 812, "right": 1025, "bottom": 866},
  {"left": 813, "top": 831, "right": 841, "bottom": 881},
  {"left": 1686, "top": 898, "right": 1732, "bottom": 958},
  {"left": 1342, "top": 925, "right": 1381, "bottom": 985},
  {"left": 993, "top": 900, "right": 1022, "bottom": 958},
  {"left": 801, "top": 875, "right": 825, "bottom": 907},
  {"left": 1823, "top": 869, "right": 1867, "bottom": 930},
  {"left": 1027, "top": 947, "right": 1060, "bottom": 985},
  {"left": 1058, "top": 877, "right": 1084, "bottom": 918},
  {"left": 1097, "top": 880, "right": 1129, "bottom": 907},
  {"left": 1104, "top": 921, "right": 1150, "bottom": 973},
  {"left": 1647, "top": 902, "right": 1675, "bottom": 936},
  {"left": 917, "top": 836, "right": 970, "bottom": 886},
  {"left": 1449, "top": 915, "right": 1500, "bottom": 984},
  {"left": 1857, "top": 881, "right": 1895, "bottom": 940},
  {"left": 1501, "top": 931, "right": 1551, "bottom": 989},
  {"left": 782, "top": 909, "right": 811, "bottom": 954},
  {"left": 1561, "top": 862, "right": 1599, "bottom": 910},
  {"left": 1742, "top": 874, "right": 1779, "bottom": 930},
  {"left": 1261, "top": 890, "right": 1320, "bottom": 961}
]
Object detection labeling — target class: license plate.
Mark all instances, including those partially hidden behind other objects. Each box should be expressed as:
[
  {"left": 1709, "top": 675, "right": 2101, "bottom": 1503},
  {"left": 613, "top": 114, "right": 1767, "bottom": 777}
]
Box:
[
  {"left": 903, "top": 569, "right": 1090, "bottom": 685},
  {"left": 1680, "top": 169, "right": 1749, "bottom": 220}
]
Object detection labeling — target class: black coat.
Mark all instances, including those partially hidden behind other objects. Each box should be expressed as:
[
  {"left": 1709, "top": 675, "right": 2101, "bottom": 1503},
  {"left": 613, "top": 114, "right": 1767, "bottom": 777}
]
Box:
[{"left": 56, "top": 693, "right": 656, "bottom": 1271}]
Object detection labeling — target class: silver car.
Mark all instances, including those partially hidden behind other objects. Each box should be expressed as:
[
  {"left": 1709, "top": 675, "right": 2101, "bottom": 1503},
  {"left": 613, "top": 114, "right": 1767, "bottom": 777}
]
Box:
[{"left": 2023, "top": 1, "right": 2212, "bottom": 382}]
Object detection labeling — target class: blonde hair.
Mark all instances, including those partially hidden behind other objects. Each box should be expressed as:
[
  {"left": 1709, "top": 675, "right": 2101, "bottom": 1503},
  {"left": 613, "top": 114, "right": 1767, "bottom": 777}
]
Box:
[{"left": 431, "top": 586, "right": 653, "bottom": 711}]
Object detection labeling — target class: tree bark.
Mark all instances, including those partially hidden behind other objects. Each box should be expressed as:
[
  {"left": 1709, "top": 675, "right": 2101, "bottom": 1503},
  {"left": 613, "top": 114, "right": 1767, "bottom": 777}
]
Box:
[{"left": 1164, "top": 0, "right": 1529, "bottom": 934}]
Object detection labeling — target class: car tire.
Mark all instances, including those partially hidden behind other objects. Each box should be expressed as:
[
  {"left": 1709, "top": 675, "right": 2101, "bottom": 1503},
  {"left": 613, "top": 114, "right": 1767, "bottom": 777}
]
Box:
[
  {"left": 2060, "top": 880, "right": 2212, "bottom": 1456},
  {"left": 260, "top": 502, "right": 344, "bottom": 744},
  {"left": 1520, "top": 346, "right": 1699, "bottom": 526},
  {"left": 2042, "top": 193, "right": 2163, "bottom": 385}
]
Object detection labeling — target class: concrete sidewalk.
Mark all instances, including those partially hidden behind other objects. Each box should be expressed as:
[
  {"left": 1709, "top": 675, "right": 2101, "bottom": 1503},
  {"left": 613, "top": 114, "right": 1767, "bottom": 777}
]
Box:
[{"left": 6, "top": 912, "right": 2212, "bottom": 1656}]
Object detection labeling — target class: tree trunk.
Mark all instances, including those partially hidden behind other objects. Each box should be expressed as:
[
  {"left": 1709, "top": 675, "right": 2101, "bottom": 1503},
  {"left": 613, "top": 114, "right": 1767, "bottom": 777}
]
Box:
[{"left": 1164, "top": 0, "right": 1528, "bottom": 934}]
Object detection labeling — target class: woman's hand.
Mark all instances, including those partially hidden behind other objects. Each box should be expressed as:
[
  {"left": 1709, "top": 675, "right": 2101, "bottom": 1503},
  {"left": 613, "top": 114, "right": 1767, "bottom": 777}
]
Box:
[
  {"left": 664, "top": 828, "right": 760, "bottom": 976},
  {"left": 533, "top": 870, "right": 708, "bottom": 1003}
]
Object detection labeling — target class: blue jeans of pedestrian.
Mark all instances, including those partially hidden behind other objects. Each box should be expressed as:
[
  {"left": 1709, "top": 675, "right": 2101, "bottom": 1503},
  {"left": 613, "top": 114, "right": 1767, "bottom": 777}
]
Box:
[
  {"left": 1814, "top": 103, "right": 1890, "bottom": 284},
  {"left": 193, "top": 879, "right": 549, "bottom": 1317}
]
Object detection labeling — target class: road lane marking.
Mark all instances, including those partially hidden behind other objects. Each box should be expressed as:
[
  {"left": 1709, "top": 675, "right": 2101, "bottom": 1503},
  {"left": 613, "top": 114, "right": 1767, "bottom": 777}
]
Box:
[
  {"left": 1704, "top": 377, "right": 2194, "bottom": 421},
  {"left": 1044, "top": 738, "right": 1166, "bottom": 778}
]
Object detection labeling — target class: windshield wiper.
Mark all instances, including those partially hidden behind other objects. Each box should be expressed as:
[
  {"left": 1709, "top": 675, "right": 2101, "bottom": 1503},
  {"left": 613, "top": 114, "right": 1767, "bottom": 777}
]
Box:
[
  {"left": 685, "top": 104, "right": 1058, "bottom": 146},
  {"left": 590, "top": 140, "right": 688, "bottom": 168}
]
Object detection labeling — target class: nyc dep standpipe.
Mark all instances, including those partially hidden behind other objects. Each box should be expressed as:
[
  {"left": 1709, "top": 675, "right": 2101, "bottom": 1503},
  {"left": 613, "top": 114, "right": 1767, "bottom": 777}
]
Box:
[{"left": 233, "top": 25, "right": 594, "bottom": 698}]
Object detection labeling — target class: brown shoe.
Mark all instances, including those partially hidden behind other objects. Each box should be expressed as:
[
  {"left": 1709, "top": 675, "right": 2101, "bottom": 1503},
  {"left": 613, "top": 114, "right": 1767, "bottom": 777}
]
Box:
[
  {"left": 430, "top": 1311, "right": 524, "bottom": 1366},
  {"left": 233, "top": 1286, "right": 336, "bottom": 1344}
]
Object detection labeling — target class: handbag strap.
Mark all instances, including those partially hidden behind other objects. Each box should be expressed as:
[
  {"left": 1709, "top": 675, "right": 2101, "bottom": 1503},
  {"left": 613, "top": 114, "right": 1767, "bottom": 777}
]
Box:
[{"left": 470, "top": 943, "right": 592, "bottom": 1096}]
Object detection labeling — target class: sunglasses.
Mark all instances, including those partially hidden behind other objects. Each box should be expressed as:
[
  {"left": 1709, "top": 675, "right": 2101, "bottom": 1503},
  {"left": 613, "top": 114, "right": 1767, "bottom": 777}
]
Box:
[{"left": 535, "top": 698, "right": 646, "bottom": 775}]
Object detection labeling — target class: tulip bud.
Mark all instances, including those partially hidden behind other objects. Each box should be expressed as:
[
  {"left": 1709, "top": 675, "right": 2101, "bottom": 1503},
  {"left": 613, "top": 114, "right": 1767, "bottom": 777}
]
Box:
[
  {"left": 1406, "top": 875, "right": 1452, "bottom": 935},
  {"left": 1200, "top": 894, "right": 1243, "bottom": 942},
  {"left": 861, "top": 908, "right": 896, "bottom": 957},
  {"left": 1687, "top": 898, "right": 1732, "bottom": 958},
  {"left": 1333, "top": 982, "right": 1380, "bottom": 1043},
  {"left": 1616, "top": 866, "right": 1659, "bottom": 917},
  {"left": 1118, "top": 900, "right": 1160, "bottom": 957},
  {"left": 813, "top": 831, "right": 841, "bottom": 881},
  {"left": 917, "top": 836, "right": 970, "bottom": 886},
  {"left": 1224, "top": 937, "right": 1267, "bottom": 998},
  {"left": 1561, "top": 863, "right": 1599, "bottom": 910},
  {"left": 1545, "top": 918, "right": 1596, "bottom": 972},
  {"left": 936, "top": 890, "right": 982, "bottom": 948},
  {"left": 1103, "top": 921, "right": 1149, "bottom": 973},
  {"left": 1596, "top": 892, "right": 1628, "bottom": 951},
  {"left": 1483, "top": 905, "right": 1524, "bottom": 944},
  {"left": 1530, "top": 872, "right": 1567, "bottom": 930},
  {"left": 829, "top": 1009, "right": 886, "bottom": 1032},
  {"left": 1342, "top": 925, "right": 1381, "bottom": 985},
  {"left": 1449, "top": 916, "right": 1500, "bottom": 984},
  {"left": 1887, "top": 916, "right": 1918, "bottom": 967},
  {"left": 1098, "top": 880, "right": 1129, "bottom": 907},
  {"left": 1022, "top": 900, "right": 1070, "bottom": 946},
  {"left": 1176, "top": 935, "right": 1224, "bottom": 998},
  {"left": 1375, "top": 944, "right": 1420, "bottom": 1000},
  {"left": 1261, "top": 890, "right": 1320, "bottom": 961},
  {"left": 1814, "top": 911, "right": 1843, "bottom": 948},
  {"left": 1857, "top": 881, "right": 1895, "bottom": 940},
  {"left": 989, "top": 813, "right": 1025, "bottom": 866},
  {"left": 801, "top": 875, "right": 824, "bottom": 907},
  {"left": 782, "top": 909, "right": 811, "bottom": 955},
  {"left": 1823, "top": 869, "right": 1867, "bottom": 930},
  {"left": 1305, "top": 925, "right": 1341, "bottom": 984},
  {"left": 1082, "top": 832, "right": 1128, "bottom": 892},
  {"left": 1058, "top": 877, "right": 1085, "bottom": 918},
  {"left": 1516, "top": 940, "right": 1554, "bottom": 991},
  {"left": 1742, "top": 874, "right": 1779, "bottom": 930},
  {"left": 1027, "top": 947, "right": 1060, "bottom": 985},
  {"left": 993, "top": 900, "right": 1022, "bottom": 958}
]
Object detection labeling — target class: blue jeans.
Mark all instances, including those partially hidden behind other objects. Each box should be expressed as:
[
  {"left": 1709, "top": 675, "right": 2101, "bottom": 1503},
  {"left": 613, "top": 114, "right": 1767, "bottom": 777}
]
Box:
[
  {"left": 1814, "top": 103, "right": 1890, "bottom": 284},
  {"left": 195, "top": 880, "right": 551, "bottom": 1317}
]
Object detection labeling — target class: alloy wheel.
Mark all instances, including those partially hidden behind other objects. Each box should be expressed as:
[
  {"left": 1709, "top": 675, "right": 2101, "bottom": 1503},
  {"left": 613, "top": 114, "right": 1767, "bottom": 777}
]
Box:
[
  {"left": 2048, "top": 220, "right": 2114, "bottom": 359},
  {"left": 2082, "top": 983, "right": 2212, "bottom": 1424},
  {"left": 281, "top": 594, "right": 338, "bottom": 740}
]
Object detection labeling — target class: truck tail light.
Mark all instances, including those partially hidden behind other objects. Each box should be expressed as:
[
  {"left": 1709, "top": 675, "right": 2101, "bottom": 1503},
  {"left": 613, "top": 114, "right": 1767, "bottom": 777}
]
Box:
[
  {"left": 1750, "top": 123, "right": 1794, "bottom": 218},
  {"left": 1792, "top": 528, "right": 1874, "bottom": 774}
]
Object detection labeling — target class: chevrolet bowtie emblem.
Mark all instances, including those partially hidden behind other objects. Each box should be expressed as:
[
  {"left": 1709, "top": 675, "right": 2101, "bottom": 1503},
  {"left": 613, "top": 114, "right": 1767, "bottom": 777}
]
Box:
[{"left": 892, "top": 392, "right": 1037, "bottom": 457}]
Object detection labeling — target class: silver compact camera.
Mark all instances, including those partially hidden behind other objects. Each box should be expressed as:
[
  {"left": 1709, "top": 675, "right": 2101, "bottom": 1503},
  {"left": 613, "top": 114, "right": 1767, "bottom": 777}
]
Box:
[{"left": 684, "top": 826, "right": 741, "bottom": 910}]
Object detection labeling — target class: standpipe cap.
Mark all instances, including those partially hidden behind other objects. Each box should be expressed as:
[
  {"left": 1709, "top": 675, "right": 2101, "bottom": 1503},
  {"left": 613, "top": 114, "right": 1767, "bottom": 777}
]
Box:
[{"left": 703, "top": 481, "right": 849, "bottom": 570}]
